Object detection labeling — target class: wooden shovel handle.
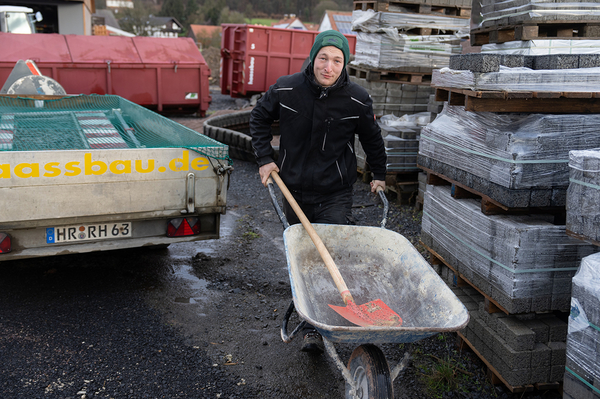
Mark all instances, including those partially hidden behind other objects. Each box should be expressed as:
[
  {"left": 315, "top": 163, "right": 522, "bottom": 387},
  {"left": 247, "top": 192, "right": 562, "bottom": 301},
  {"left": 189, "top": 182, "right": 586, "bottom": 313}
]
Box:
[{"left": 269, "top": 171, "right": 354, "bottom": 305}]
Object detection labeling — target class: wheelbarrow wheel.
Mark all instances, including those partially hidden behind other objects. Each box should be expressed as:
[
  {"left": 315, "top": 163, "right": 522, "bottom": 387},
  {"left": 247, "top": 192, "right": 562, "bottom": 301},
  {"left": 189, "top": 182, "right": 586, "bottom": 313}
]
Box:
[{"left": 345, "top": 344, "right": 393, "bottom": 399}]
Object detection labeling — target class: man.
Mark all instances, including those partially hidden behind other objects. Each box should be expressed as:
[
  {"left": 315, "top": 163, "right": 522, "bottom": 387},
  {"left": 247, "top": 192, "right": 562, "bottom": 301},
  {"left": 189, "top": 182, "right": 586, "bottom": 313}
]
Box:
[{"left": 250, "top": 30, "right": 387, "bottom": 353}]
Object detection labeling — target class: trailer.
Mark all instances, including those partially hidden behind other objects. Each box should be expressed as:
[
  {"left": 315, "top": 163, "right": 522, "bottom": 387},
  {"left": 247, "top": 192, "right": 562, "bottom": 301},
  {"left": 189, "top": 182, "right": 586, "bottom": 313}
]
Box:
[{"left": 0, "top": 85, "right": 230, "bottom": 260}]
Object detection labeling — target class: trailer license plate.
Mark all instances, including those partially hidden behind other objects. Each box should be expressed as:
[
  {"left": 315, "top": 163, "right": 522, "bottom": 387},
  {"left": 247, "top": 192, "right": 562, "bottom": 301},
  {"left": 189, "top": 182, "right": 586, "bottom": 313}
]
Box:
[{"left": 46, "top": 223, "right": 132, "bottom": 244}]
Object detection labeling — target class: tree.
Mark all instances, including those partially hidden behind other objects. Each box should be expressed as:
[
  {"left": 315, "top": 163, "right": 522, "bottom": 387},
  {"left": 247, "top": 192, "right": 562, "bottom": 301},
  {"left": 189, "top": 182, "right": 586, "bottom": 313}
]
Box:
[
  {"left": 202, "top": 0, "right": 226, "bottom": 25},
  {"left": 312, "top": 0, "right": 338, "bottom": 22},
  {"left": 244, "top": 3, "right": 253, "bottom": 19},
  {"left": 218, "top": 6, "right": 246, "bottom": 24},
  {"left": 119, "top": 0, "right": 155, "bottom": 35},
  {"left": 159, "top": 0, "right": 186, "bottom": 23},
  {"left": 182, "top": 0, "right": 203, "bottom": 25}
]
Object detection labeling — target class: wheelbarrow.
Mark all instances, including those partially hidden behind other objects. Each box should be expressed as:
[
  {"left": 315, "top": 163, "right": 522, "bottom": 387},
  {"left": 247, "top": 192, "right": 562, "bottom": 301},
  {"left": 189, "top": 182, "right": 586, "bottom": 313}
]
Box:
[{"left": 267, "top": 179, "right": 470, "bottom": 399}]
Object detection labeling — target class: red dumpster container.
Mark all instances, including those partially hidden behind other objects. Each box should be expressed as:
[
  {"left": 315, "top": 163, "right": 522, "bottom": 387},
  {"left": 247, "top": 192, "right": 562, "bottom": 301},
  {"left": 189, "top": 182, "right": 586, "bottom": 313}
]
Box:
[
  {"left": 0, "top": 32, "right": 211, "bottom": 115},
  {"left": 220, "top": 25, "right": 356, "bottom": 98}
]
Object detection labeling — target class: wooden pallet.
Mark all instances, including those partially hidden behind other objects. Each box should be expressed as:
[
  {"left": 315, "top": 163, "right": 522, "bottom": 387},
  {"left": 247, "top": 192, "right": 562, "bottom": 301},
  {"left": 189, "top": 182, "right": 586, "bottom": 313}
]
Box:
[
  {"left": 456, "top": 332, "right": 561, "bottom": 394},
  {"left": 471, "top": 21, "right": 600, "bottom": 46},
  {"left": 420, "top": 165, "right": 567, "bottom": 220},
  {"left": 353, "top": 0, "right": 470, "bottom": 17},
  {"left": 358, "top": 167, "right": 420, "bottom": 205},
  {"left": 386, "top": 172, "right": 419, "bottom": 205},
  {"left": 423, "top": 240, "right": 510, "bottom": 315},
  {"left": 434, "top": 87, "right": 600, "bottom": 113},
  {"left": 348, "top": 64, "right": 433, "bottom": 84},
  {"left": 566, "top": 229, "right": 600, "bottom": 247}
]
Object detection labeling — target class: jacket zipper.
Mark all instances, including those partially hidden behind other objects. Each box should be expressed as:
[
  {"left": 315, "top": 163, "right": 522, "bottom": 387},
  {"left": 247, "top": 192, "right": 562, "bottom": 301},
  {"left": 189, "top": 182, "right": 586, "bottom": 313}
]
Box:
[
  {"left": 335, "top": 161, "right": 343, "bottom": 185},
  {"left": 322, "top": 117, "right": 333, "bottom": 151},
  {"left": 280, "top": 149, "right": 287, "bottom": 172}
]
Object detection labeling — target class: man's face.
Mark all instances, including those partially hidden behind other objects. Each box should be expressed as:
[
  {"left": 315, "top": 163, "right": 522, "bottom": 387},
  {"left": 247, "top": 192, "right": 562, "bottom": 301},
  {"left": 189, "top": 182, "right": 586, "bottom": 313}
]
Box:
[{"left": 313, "top": 46, "right": 344, "bottom": 87}]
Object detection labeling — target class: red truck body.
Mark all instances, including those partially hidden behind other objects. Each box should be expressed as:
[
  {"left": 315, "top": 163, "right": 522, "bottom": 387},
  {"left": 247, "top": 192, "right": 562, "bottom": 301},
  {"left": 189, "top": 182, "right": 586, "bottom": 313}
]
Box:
[
  {"left": 220, "top": 25, "right": 356, "bottom": 98},
  {"left": 0, "top": 32, "right": 211, "bottom": 115}
]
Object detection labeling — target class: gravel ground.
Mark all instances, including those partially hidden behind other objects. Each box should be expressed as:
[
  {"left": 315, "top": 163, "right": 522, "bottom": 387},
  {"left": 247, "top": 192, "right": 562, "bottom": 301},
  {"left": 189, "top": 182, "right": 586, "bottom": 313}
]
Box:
[{"left": 0, "top": 89, "right": 564, "bottom": 399}]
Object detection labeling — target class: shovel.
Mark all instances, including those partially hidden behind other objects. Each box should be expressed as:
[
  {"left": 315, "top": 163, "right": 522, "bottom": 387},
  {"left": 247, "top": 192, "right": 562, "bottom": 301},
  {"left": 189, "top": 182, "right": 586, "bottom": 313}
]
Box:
[{"left": 269, "top": 171, "right": 402, "bottom": 328}]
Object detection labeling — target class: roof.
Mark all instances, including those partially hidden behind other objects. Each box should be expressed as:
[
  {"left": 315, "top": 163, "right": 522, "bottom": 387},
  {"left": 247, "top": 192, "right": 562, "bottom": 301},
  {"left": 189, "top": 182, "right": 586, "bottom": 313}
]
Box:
[
  {"left": 272, "top": 17, "right": 307, "bottom": 30},
  {"left": 189, "top": 24, "right": 221, "bottom": 38},
  {"left": 319, "top": 10, "right": 353, "bottom": 35},
  {"left": 147, "top": 16, "right": 183, "bottom": 30}
]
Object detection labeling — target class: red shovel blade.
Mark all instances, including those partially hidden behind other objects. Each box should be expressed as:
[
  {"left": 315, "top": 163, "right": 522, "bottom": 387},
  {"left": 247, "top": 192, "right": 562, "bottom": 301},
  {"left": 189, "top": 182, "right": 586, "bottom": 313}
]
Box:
[{"left": 329, "top": 299, "right": 403, "bottom": 327}]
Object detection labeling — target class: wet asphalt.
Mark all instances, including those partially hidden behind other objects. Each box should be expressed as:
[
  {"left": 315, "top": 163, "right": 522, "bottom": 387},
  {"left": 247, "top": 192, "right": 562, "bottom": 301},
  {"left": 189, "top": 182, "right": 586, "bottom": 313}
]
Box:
[{"left": 0, "top": 241, "right": 262, "bottom": 398}]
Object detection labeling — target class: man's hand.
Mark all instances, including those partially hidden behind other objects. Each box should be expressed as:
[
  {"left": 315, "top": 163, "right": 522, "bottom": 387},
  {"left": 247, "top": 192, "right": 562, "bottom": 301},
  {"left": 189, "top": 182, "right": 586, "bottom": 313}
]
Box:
[
  {"left": 259, "top": 162, "right": 279, "bottom": 187},
  {"left": 370, "top": 179, "right": 386, "bottom": 193}
]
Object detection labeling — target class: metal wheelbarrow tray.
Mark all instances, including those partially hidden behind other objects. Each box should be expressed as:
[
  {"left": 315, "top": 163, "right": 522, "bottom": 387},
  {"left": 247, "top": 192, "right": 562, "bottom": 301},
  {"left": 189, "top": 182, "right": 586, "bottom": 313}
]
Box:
[
  {"left": 283, "top": 223, "right": 469, "bottom": 344},
  {"left": 268, "top": 181, "right": 469, "bottom": 397}
]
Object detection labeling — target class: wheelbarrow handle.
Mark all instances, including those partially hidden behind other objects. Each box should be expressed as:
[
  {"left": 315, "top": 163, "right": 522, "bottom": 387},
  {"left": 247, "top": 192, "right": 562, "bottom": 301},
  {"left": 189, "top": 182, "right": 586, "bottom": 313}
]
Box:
[
  {"left": 280, "top": 300, "right": 307, "bottom": 343},
  {"left": 267, "top": 176, "right": 290, "bottom": 229},
  {"left": 377, "top": 186, "right": 389, "bottom": 229}
]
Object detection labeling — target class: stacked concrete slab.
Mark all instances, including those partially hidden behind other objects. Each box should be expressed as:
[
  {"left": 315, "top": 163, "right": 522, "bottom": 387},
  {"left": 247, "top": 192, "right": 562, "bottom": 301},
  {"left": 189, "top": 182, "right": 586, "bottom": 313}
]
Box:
[
  {"left": 349, "top": 1, "right": 469, "bottom": 120},
  {"left": 421, "top": 2, "right": 600, "bottom": 392},
  {"left": 354, "top": 31, "right": 463, "bottom": 70},
  {"left": 418, "top": 104, "right": 600, "bottom": 208},
  {"left": 564, "top": 253, "right": 600, "bottom": 399},
  {"left": 355, "top": 111, "right": 429, "bottom": 172},
  {"left": 434, "top": 53, "right": 600, "bottom": 92},
  {"left": 351, "top": 9, "right": 467, "bottom": 71},
  {"left": 481, "top": 39, "right": 600, "bottom": 56},
  {"left": 465, "top": 302, "right": 569, "bottom": 387},
  {"left": 439, "top": 256, "right": 569, "bottom": 388},
  {"left": 478, "top": 0, "right": 600, "bottom": 29},
  {"left": 421, "top": 184, "right": 597, "bottom": 314},
  {"left": 349, "top": 76, "right": 433, "bottom": 117},
  {"left": 567, "top": 149, "right": 600, "bottom": 244}
]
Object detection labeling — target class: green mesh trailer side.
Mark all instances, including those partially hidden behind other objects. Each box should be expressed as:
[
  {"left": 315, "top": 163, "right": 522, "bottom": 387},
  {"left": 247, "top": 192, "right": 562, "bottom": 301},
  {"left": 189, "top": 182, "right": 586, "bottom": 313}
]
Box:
[{"left": 0, "top": 94, "right": 230, "bottom": 164}]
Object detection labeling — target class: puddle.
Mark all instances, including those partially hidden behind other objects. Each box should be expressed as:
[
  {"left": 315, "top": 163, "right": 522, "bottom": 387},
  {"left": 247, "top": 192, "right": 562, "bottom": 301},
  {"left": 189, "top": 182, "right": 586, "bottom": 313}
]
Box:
[{"left": 146, "top": 211, "right": 242, "bottom": 318}]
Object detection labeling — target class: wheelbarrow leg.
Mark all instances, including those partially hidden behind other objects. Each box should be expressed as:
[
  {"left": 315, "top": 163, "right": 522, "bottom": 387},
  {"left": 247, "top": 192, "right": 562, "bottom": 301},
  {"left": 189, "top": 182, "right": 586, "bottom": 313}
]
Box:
[{"left": 321, "top": 338, "right": 360, "bottom": 398}]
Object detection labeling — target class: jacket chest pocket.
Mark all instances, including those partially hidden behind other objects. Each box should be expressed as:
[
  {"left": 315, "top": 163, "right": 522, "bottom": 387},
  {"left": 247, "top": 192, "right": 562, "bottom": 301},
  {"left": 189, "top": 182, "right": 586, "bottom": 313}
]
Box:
[{"left": 321, "top": 116, "right": 359, "bottom": 152}]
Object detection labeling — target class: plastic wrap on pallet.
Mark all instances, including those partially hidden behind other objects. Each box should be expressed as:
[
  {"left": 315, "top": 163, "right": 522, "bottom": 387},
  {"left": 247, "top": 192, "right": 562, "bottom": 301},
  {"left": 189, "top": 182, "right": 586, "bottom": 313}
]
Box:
[
  {"left": 380, "top": 112, "right": 431, "bottom": 129},
  {"left": 419, "top": 104, "right": 600, "bottom": 190},
  {"left": 481, "top": 39, "right": 600, "bottom": 55},
  {"left": 377, "top": 113, "right": 430, "bottom": 172},
  {"left": 567, "top": 149, "right": 600, "bottom": 244},
  {"left": 478, "top": 1, "right": 600, "bottom": 28},
  {"left": 352, "top": 32, "right": 463, "bottom": 70},
  {"left": 422, "top": 184, "right": 598, "bottom": 313},
  {"left": 564, "top": 252, "right": 600, "bottom": 399},
  {"left": 432, "top": 66, "right": 600, "bottom": 92},
  {"left": 352, "top": 10, "right": 470, "bottom": 35}
]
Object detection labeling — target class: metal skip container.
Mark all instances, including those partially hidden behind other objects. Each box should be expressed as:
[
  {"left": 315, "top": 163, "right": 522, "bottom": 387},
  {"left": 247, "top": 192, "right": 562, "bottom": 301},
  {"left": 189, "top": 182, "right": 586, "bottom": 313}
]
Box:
[
  {"left": 220, "top": 24, "right": 357, "bottom": 98},
  {"left": 0, "top": 32, "right": 211, "bottom": 115}
]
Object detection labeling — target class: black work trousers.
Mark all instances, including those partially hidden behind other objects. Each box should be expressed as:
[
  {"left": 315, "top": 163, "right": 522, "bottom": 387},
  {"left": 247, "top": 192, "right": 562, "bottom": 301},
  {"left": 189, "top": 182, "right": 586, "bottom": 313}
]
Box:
[{"left": 281, "top": 187, "right": 353, "bottom": 226}]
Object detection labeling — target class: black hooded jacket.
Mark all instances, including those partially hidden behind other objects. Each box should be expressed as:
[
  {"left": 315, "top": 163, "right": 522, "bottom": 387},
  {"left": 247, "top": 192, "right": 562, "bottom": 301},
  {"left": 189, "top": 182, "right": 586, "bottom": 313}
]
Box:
[{"left": 250, "top": 65, "right": 387, "bottom": 198}]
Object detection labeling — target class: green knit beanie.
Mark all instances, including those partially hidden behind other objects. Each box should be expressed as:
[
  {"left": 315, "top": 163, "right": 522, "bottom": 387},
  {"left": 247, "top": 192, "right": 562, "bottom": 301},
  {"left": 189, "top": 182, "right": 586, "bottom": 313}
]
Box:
[{"left": 309, "top": 30, "right": 350, "bottom": 67}]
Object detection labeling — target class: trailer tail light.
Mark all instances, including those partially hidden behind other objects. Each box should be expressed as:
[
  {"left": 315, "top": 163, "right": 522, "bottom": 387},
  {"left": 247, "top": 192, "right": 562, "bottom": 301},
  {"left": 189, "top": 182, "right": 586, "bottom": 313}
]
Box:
[
  {"left": 167, "top": 218, "right": 201, "bottom": 237},
  {"left": 0, "top": 233, "right": 11, "bottom": 253}
]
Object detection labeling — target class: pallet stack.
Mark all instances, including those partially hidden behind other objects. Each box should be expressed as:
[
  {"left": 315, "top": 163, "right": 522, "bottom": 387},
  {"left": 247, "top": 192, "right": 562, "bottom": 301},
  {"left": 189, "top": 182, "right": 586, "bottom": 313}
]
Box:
[
  {"left": 564, "top": 150, "right": 600, "bottom": 399},
  {"left": 472, "top": 0, "right": 600, "bottom": 47},
  {"left": 355, "top": 112, "right": 429, "bottom": 202},
  {"left": 418, "top": 49, "right": 600, "bottom": 392},
  {"left": 349, "top": 0, "right": 469, "bottom": 202},
  {"left": 350, "top": 1, "right": 470, "bottom": 118}
]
